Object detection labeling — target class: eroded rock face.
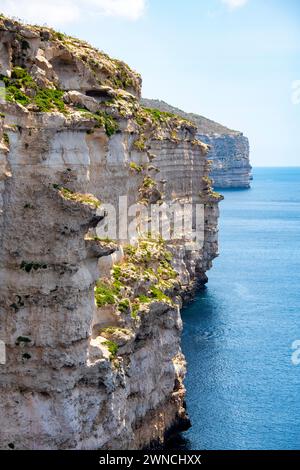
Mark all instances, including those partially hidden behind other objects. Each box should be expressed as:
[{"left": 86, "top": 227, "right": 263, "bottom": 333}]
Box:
[
  {"left": 0, "top": 17, "right": 221, "bottom": 449},
  {"left": 197, "top": 133, "right": 251, "bottom": 189},
  {"left": 142, "top": 99, "right": 252, "bottom": 189}
]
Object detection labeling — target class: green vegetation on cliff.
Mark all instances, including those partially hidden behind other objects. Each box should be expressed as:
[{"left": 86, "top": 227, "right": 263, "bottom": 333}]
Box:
[
  {"left": 53, "top": 185, "right": 101, "bottom": 208},
  {"left": 94, "top": 236, "right": 178, "bottom": 319},
  {"left": 1, "top": 66, "right": 66, "bottom": 112},
  {"left": 95, "top": 282, "right": 119, "bottom": 307},
  {"left": 103, "top": 340, "right": 119, "bottom": 359},
  {"left": 141, "top": 98, "right": 241, "bottom": 136}
]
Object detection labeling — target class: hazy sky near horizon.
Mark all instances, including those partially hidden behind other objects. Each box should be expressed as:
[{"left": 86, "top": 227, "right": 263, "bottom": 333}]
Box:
[{"left": 0, "top": 0, "right": 299, "bottom": 166}]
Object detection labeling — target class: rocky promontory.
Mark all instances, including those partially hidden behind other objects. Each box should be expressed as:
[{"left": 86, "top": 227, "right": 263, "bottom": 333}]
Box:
[
  {"left": 141, "top": 99, "right": 252, "bottom": 189},
  {"left": 0, "top": 16, "right": 221, "bottom": 449}
]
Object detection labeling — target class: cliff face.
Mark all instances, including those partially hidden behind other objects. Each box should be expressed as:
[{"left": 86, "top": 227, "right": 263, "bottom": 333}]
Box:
[
  {"left": 141, "top": 99, "right": 252, "bottom": 189},
  {"left": 0, "top": 17, "right": 221, "bottom": 449},
  {"left": 197, "top": 133, "right": 251, "bottom": 188}
]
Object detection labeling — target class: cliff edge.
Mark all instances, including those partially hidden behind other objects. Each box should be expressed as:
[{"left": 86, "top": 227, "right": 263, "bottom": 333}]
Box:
[
  {"left": 141, "top": 99, "right": 252, "bottom": 189},
  {"left": 0, "top": 16, "right": 221, "bottom": 449}
]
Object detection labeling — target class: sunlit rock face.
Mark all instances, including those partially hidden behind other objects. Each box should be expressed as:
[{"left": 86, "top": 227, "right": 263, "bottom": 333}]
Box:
[
  {"left": 198, "top": 132, "right": 251, "bottom": 189},
  {"left": 141, "top": 99, "right": 252, "bottom": 189},
  {"left": 0, "top": 16, "right": 221, "bottom": 450}
]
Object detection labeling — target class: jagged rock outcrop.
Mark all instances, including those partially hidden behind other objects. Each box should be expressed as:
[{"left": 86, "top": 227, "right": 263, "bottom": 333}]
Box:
[
  {"left": 141, "top": 99, "right": 252, "bottom": 189},
  {"left": 0, "top": 16, "right": 221, "bottom": 450}
]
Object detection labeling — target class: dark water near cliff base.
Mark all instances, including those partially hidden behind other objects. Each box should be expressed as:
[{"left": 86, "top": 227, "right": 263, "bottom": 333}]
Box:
[{"left": 181, "top": 168, "right": 300, "bottom": 450}]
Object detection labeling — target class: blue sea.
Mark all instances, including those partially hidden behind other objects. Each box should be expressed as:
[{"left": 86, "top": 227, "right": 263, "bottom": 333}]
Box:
[{"left": 181, "top": 168, "right": 300, "bottom": 450}]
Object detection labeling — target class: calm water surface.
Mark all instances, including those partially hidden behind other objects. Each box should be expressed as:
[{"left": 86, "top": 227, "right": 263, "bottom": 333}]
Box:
[{"left": 181, "top": 167, "right": 300, "bottom": 450}]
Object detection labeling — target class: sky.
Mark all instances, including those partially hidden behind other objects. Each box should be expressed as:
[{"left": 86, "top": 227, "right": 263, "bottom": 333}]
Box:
[{"left": 0, "top": 0, "right": 299, "bottom": 166}]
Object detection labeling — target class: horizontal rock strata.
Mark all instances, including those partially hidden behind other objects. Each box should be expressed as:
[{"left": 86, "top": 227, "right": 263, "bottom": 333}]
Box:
[
  {"left": 0, "top": 16, "right": 221, "bottom": 449},
  {"left": 141, "top": 98, "right": 252, "bottom": 189}
]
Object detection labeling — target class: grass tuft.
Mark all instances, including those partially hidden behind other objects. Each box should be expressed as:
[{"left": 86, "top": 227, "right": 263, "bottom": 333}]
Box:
[{"left": 103, "top": 340, "right": 119, "bottom": 359}]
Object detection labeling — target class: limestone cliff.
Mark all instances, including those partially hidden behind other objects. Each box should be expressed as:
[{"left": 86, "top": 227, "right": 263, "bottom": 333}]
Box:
[
  {"left": 0, "top": 16, "right": 221, "bottom": 449},
  {"left": 141, "top": 99, "right": 252, "bottom": 189}
]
